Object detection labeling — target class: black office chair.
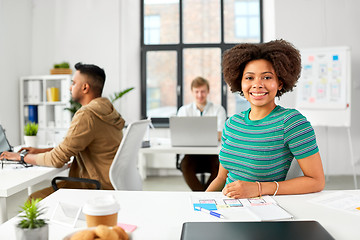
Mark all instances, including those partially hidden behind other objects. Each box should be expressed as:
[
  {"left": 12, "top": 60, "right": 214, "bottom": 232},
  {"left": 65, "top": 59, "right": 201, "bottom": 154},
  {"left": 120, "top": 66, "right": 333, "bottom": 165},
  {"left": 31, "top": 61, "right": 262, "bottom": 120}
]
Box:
[{"left": 51, "top": 176, "right": 101, "bottom": 191}]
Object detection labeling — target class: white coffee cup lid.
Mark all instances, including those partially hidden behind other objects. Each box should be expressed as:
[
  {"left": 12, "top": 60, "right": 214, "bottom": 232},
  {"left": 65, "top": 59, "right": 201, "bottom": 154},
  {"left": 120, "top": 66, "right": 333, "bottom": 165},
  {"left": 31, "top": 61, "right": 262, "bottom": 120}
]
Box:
[{"left": 82, "top": 195, "right": 120, "bottom": 216}]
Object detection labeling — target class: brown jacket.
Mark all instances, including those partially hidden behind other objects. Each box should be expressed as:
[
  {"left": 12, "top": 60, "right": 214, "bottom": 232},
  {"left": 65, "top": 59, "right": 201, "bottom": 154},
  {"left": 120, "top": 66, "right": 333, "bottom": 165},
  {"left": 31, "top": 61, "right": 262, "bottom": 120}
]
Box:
[{"left": 35, "top": 97, "right": 125, "bottom": 190}]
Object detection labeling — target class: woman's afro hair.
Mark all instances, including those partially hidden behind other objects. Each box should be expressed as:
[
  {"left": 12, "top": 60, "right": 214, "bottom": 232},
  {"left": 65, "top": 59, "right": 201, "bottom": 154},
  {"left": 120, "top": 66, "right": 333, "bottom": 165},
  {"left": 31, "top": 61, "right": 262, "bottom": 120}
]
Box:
[{"left": 222, "top": 39, "right": 301, "bottom": 97}]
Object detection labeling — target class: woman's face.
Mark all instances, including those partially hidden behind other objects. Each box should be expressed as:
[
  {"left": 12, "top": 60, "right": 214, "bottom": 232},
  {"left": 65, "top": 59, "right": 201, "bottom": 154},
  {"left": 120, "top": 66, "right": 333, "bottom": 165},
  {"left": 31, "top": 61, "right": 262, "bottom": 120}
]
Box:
[{"left": 241, "top": 59, "right": 282, "bottom": 110}]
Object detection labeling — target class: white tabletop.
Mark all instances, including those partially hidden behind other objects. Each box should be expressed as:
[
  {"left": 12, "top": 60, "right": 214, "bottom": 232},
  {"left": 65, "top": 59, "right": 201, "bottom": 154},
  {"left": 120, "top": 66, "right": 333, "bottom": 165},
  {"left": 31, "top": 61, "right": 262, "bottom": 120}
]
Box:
[
  {"left": 139, "top": 143, "right": 221, "bottom": 155},
  {"left": 0, "top": 165, "right": 67, "bottom": 197},
  {"left": 0, "top": 165, "right": 68, "bottom": 223},
  {"left": 1, "top": 189, "right": 359, "bottom": 240}
]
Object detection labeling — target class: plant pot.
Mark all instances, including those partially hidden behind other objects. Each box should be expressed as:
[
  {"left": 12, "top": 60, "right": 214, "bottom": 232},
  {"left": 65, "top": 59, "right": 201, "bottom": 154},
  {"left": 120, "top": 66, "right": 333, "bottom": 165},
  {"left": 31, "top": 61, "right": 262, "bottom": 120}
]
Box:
[
  {"left": 24, "top": 136, "right": 38, "bottom": 147},
  {"left": 15, "top": 224, "right": 48, "bottom": 240},
  {"left": 50, "top": 68, "right": 72, "bottom": 75}
]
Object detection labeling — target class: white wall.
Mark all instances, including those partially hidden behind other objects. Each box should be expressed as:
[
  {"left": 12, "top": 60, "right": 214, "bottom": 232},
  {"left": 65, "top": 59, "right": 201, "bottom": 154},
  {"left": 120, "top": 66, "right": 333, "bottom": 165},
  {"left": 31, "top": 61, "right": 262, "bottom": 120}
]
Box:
[
  {"left": 31, "top": 0, "right": 121, "bottom": 105},
  {"left": 0, "top": 0, "right": 32, "bottom": 145},
  {"left": 273, "top": 0, "right": 360, "bottom": 175}
]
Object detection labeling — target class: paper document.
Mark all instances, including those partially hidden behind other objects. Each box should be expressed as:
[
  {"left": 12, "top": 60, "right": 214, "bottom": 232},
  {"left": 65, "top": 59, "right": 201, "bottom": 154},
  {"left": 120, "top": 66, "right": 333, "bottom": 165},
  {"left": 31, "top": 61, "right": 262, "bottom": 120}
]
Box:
[
  {"left": 309, "top": 191, "right": 360, "bottom": 214},
  {"left": 247, "top": 204, "right": 293, "bottom": 221},
  {"left": 191, "top": 193, "right": 293, "bottom": 221}
]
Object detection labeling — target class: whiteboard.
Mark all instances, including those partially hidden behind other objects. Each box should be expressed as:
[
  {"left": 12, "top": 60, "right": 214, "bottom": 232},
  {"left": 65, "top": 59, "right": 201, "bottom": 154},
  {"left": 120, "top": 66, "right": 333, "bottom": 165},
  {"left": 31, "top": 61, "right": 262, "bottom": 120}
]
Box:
[{"left": 296, "top": 46, "right": 351, "bottom": 127}]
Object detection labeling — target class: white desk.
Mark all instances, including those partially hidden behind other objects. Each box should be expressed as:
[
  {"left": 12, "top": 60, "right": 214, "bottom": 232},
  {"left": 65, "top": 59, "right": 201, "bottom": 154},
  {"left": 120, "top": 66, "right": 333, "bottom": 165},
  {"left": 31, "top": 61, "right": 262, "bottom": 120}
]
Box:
[
  {"left": 0, "top": 165, "right": 68, "bottom": 223},
  {"left": 138, "top": 142, "right": 221, "bottom": 179},
  {"left": 1, "top": 189, "right": 359, "bottom": 239}
]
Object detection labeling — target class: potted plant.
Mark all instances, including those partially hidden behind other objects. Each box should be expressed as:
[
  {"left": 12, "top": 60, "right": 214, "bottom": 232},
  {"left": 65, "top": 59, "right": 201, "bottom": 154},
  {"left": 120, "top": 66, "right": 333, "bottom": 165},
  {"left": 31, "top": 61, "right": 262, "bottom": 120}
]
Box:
[
  {"left": 50, "top": 61, "right": 72, "bottom": 75},
  {"left": 15, "top": 198, "right": 48, "bottom": 240},
  {"left": 24, "top": 122, "right": 38, "bottom": 147}
]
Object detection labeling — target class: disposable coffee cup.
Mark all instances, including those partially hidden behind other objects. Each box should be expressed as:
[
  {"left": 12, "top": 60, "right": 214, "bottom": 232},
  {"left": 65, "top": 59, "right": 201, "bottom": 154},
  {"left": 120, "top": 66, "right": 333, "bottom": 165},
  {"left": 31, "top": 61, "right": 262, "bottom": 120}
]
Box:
[{"left": 82, "top": 195, "right": 120, "bottom": 227}]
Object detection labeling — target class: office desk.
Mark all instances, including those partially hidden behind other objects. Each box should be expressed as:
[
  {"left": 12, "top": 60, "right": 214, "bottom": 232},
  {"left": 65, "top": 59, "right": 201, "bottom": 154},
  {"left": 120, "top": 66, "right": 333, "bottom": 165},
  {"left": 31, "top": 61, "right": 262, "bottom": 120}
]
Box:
[
  {"left": 1, "top": 189, "right": 359, "bottom": 239},
  {"left": 0, "top": 165, "right": 68, "bottom": 223},
  {"left": 138, "top": 142, "right": 221, "bottom": 179}
]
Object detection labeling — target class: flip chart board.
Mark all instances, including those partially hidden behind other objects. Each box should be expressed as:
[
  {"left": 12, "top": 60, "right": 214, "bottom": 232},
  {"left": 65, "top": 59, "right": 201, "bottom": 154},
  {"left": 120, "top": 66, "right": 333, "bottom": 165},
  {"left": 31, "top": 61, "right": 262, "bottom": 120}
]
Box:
[{"left": 296, "top": 46, "right": 351, "bottom": 127}]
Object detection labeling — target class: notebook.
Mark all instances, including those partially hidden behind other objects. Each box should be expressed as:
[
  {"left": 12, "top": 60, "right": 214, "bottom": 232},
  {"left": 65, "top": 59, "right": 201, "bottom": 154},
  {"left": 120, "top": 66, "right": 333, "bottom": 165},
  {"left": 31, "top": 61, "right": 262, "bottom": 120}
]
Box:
[
  {"left": 169, "top": 116, "right": 218, "bottom": 147},
  {"left": 181, "top": 221, "right": 334, "bottom": 240}
]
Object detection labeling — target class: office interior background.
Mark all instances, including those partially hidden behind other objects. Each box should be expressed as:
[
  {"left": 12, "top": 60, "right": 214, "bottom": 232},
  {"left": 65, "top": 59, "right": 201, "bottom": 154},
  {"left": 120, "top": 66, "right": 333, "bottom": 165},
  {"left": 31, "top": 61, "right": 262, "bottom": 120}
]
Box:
[{"left": 0, "top": 0, "right": 359, "bottom": 177}]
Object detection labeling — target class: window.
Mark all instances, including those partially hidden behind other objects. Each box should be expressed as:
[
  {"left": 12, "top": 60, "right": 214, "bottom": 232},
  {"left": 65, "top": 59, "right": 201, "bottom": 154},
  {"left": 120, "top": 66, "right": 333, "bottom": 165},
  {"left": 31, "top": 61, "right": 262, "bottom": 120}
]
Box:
[
  {"left": 144, "top": 15, "right": 161, "bottom": 44},
  {"left": 141, "top": 0, "right": 262, "bottom": 125}
]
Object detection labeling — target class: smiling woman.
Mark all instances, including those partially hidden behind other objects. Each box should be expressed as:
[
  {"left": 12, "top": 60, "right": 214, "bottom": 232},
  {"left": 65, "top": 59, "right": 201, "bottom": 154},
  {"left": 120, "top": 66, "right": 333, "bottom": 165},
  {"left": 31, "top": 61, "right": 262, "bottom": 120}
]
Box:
[{"left": 206, "top": 39, "right": 325, "bottom": 199}]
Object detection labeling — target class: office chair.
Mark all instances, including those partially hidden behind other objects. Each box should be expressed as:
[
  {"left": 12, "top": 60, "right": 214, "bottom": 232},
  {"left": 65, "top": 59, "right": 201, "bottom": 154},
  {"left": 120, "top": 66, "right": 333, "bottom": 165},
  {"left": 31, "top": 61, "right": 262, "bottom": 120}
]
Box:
[
  {"left": 285, "top": 159, "right": 304, "bottom": 180},
  {"left": 52, "top": 119, "right": 151, "bottom": 191},
  {"left": 109, "top": 119, "right": 150, "bottom": 190}
]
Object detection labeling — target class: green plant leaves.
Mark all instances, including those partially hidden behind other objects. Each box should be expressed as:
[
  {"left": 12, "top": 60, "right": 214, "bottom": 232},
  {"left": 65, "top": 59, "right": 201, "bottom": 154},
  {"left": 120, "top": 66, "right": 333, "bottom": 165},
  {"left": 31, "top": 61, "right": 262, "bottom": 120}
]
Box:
[
  {"left": 18, "top": 198, "right": 46, "bottom": 229},
  {"left": 53, "top": 62, "right": 70, "bottom": 69},
  {"left": 24, "top": 122, "right": 38, "bottom": 136},
  {"left": 109, "top": 87, "right": 134, "bottom": 103}
]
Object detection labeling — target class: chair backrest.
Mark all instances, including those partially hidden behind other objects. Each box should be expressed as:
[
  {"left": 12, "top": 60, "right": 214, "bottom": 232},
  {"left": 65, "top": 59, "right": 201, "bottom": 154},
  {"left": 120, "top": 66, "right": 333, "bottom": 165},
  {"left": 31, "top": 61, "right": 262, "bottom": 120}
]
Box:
[
  {"left": 109, "top": 119, "right": 150, "bottom": 190},
  {"left": 285, "top": 159, "right": 304, "bottom": 180}
]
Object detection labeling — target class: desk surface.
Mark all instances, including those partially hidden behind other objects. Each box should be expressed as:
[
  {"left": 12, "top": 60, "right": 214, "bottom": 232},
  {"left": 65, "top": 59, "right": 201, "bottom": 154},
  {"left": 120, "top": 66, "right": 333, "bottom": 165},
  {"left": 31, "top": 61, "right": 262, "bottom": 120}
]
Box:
[
  {"left": 139, "top": 143, "right": 221, "bottom": 155},
  {"left": 0, "top": 165, "right": 67, "bottom": 197},
  {"left": 1, "top": 189, "right": 359, "bottom": 240},
  {"left": 0, "top": 165, "right": 68, "bottom": 223}
]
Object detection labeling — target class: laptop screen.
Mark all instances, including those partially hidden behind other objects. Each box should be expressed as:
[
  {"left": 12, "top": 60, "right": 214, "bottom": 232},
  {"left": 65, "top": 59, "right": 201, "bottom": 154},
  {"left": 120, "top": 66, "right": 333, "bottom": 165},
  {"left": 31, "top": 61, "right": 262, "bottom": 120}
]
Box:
[
  {"left": 169, "top": 116, "right": 218, "bottom": 147},
  {"left": 181, "top": 221, "right": 334, "bottom": 240},
  {"left": 0, "top": 125, "right": 12, "bottom": 153}
]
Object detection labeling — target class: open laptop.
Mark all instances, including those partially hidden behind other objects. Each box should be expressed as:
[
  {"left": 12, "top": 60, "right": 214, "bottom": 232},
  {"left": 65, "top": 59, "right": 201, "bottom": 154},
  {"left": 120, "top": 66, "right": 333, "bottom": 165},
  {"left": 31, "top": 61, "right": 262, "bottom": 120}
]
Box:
[
  {"left": 169, "top": 116, "right": 218, "bottom": 147},
  {"left": 0, "top": 124, "right": 13, "bottom": 154},
  {"left": 0, "top": 124, "right": 29, "bottom": 167},
  {"left": 181, "top": 221, "right": 334, "bottom": 240}
]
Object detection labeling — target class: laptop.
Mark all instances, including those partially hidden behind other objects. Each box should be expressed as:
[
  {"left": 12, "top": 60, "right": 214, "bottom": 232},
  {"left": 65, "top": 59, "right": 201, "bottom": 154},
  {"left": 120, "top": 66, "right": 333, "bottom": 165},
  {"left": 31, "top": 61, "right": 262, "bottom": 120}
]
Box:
[
  {"left": 169, "top": 116, "right": 218, "bottom": 147},
  {"left": 180, "top": 221, "right": 334, "bottom": 240},
  {"left": 0, "top": 124, "right": 13, "bottom": 154}
]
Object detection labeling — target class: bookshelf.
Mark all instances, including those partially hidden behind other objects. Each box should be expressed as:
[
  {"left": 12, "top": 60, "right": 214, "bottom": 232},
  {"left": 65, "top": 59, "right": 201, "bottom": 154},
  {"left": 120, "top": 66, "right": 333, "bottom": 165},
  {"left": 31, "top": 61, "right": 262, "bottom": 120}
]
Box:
[{"left": 20, "top": 74, "right": 72, "bottom": 146}]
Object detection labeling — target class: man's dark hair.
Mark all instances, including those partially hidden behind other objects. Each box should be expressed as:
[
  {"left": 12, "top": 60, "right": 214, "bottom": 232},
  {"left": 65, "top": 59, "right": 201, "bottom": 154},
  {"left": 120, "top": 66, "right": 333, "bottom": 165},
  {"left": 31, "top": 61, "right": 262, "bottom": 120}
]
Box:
[
  {"left": 75, "top": 62, "right": 106, "bottom": 96},
  {"left": 222, "top": 39, "right": 301, "bottom": 97}
]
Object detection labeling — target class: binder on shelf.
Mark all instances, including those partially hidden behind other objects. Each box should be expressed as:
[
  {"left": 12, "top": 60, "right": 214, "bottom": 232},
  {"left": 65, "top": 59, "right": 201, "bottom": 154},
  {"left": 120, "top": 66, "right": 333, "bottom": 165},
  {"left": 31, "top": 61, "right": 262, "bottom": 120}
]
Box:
[
  {"left": 29, "top": 81, "right": 41, "bottom": 103},
  {"left": 38, "top": 105, "right": 45, "bottom": 128},
  {"left": 46, "top": 87, "right": 60, "bottom": 102},
  {"left": 23, "top": 106, "right": 29, "bottom": 123},
  {"left": 37, "top": 129, "right": 46, "bottom": 146},
  {"left": 54, "top": 105, "right": 63, "bottom": 128},
  {"left": 61, "top": 80, "right": 70, "bottom": 102},
  {"left": 62, "top": 108, "right": 71, "bottom": 127},
  {"left": 28, "top": 105, "right": 38, "bottom": 123},
  {"left": 23, "top": 81, "right": 29, "bottom": 102}
]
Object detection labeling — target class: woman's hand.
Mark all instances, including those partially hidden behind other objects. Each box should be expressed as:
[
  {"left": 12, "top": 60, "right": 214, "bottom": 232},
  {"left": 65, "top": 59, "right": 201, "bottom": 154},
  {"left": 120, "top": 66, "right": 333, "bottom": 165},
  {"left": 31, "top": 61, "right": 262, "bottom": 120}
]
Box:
[
  {"left": 0, "top": 151, "right": 20, "bottom": 161},
  {"left": 222, "top": 180, "right": 259, "bottom": 199}
]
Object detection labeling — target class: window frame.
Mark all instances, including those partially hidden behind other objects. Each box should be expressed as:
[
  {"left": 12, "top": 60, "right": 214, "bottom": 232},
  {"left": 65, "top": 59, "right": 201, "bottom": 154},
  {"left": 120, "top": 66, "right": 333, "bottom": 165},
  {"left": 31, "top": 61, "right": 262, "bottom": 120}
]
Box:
[{"left": 140, "top": 0, "right": 263, "bottom": 127}]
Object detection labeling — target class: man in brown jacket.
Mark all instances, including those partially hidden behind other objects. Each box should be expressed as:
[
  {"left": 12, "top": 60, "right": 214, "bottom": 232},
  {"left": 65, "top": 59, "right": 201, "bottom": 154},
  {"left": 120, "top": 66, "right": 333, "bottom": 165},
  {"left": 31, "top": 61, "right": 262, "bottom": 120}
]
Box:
[{"left": 0, "top": 62, "right": 125, "bottom": 199}]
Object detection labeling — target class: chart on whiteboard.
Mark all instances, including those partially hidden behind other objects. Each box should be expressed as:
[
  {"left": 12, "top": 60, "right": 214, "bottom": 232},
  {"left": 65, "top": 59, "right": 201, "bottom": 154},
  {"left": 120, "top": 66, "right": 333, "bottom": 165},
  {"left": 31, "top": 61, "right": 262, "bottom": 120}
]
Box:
[{"left": 296, "top": 47, "right": 350, "bottom": 110}]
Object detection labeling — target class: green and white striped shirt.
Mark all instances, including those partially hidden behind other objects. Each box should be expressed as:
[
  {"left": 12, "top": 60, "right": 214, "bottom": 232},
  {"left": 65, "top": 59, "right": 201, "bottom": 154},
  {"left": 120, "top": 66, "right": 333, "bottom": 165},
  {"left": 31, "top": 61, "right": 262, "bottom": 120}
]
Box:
[{"left": 220, "top": 105, "right": 318, "bottom": 184}]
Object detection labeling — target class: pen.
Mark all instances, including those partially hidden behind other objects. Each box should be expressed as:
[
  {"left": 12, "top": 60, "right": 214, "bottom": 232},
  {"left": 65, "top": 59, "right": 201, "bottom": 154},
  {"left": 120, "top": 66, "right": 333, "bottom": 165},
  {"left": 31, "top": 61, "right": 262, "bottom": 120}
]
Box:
[{"left": 195, "top": 206, "right": 225, "bottom": 219}]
